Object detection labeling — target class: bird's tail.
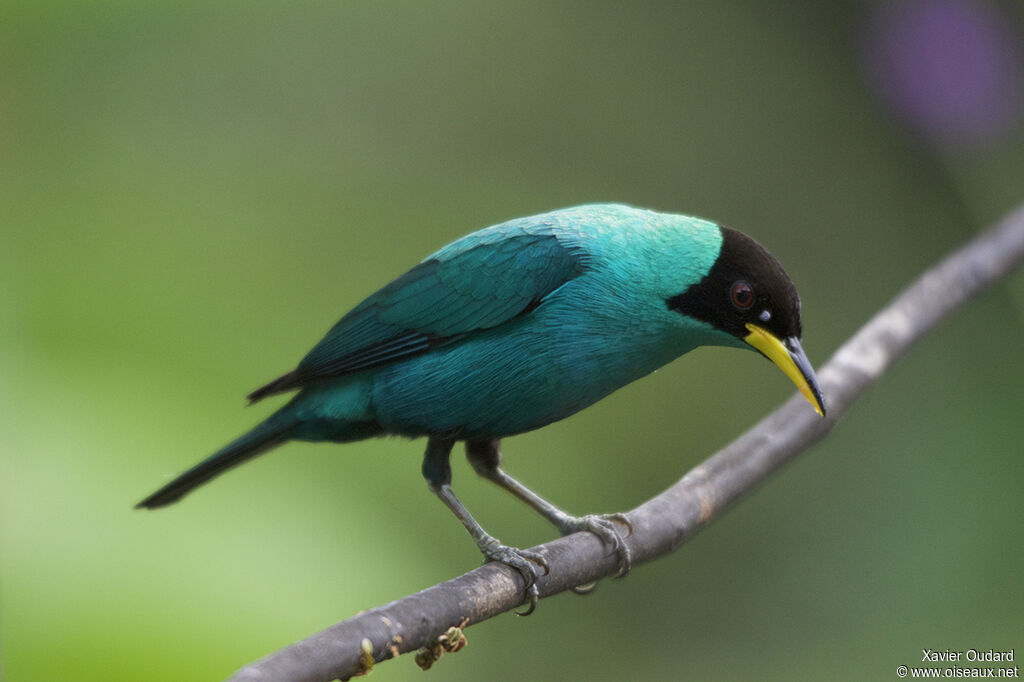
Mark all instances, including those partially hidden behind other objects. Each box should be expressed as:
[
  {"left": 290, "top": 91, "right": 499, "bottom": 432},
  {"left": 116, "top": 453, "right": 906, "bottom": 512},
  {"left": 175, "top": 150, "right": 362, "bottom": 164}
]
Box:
[{"left": 135, "top": 411, "right": 298, "bottom": 509}]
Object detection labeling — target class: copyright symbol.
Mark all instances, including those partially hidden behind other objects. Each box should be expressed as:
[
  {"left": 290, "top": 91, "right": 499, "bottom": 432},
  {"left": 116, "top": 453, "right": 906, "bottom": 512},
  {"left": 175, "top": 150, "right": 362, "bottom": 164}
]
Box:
[{"left": 897, "top": 665, "right": 908, "bottom": 678}]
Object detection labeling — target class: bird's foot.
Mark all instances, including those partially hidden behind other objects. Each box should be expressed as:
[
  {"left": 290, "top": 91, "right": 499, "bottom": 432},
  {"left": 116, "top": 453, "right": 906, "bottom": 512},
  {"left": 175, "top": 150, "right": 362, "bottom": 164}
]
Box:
[
  {"left": 559, "top": 513, "right": 633, "bottom": 582},
  {"left": 480, "top": 539, "right": 549, "bottom": 616}
]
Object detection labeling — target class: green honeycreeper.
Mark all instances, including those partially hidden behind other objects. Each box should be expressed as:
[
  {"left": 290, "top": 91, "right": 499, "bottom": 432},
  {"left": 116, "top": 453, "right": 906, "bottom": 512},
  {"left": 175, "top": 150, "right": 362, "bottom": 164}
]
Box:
[{"left": 138, "top": 204, "right": 825, "bottom": 611}]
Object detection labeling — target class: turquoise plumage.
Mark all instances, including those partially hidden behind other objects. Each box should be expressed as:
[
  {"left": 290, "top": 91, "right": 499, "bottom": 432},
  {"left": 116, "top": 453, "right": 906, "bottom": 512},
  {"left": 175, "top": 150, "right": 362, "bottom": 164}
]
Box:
[
  {"left": 278, "top": 205, "right": 726, "bottom": 439},
  {"left": 138, "top": 203, "right": 824, "bottom": 611}
]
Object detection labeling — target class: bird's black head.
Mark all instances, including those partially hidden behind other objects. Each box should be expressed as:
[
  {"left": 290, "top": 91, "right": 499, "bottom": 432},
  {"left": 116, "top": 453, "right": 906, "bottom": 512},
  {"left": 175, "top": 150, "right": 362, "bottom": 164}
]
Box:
[
  {"left": 668, "top": 227, "right": 802, "bottom": 342},
  {"left": 667, "top": 226, "right": 826, "bottom": 416}
]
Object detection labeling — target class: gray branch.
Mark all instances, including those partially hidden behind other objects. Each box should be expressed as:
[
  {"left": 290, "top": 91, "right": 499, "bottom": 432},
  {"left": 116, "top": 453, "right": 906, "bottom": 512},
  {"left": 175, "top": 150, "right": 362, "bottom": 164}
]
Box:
[{"left": 229, "top": 203, "right": 1024, "bottom": 682}]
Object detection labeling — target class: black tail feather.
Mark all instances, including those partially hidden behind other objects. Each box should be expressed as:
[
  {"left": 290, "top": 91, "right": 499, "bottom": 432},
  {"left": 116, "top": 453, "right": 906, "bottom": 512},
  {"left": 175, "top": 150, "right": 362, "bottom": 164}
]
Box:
[{"left": 136, "top": 415, "right": 296, "bottom": 509}]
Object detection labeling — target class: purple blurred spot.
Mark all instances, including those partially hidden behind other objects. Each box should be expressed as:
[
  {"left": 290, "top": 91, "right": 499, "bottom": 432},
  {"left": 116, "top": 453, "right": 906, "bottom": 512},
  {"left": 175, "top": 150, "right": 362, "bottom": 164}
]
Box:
[{"left": 863, "top": 0, "right": 1024, "bottom": 145}]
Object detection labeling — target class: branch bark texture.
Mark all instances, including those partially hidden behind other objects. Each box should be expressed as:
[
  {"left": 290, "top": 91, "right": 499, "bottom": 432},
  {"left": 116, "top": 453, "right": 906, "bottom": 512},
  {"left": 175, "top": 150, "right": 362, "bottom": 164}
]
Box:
[{"left": 230, "top": 203, "right": 1024, "bottom": 682}]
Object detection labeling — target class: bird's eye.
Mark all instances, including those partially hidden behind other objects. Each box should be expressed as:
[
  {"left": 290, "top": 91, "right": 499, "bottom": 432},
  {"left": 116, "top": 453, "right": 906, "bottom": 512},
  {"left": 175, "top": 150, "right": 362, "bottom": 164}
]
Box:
[{"left": 730, "top": 281, "right": 754, "bottom": 310}]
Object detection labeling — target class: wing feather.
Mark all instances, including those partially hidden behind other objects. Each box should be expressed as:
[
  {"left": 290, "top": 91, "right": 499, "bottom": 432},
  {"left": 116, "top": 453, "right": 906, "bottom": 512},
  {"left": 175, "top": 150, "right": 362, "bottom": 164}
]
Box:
[{"left": 247, "top": 232, "right": 584, "bottom": 401}]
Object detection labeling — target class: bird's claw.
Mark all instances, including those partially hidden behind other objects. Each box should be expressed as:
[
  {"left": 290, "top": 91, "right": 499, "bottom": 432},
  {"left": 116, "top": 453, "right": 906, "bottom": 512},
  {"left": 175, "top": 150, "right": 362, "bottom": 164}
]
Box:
[
  {"left": 560, "top": 513, "right": 633, "bottom": 579},
  {"left": 481, "top": 541, "right": 548, "bottom": 616},
  {"left": 570, "top": 581, "right": 598, "bottom": 595}
]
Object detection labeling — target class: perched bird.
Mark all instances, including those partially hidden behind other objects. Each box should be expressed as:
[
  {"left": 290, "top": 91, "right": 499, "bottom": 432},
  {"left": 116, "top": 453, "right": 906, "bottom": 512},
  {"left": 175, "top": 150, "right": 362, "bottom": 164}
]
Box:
[{"left": 137, "top": 204, "right": 825, "bottom": 612}]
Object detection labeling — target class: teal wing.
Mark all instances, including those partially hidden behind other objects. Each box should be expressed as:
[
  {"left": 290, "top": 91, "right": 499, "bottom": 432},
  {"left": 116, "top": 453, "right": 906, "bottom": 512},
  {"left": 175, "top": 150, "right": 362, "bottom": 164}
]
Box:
[{"left": 247, "top": 232, "right": 585, "bottom": 401}]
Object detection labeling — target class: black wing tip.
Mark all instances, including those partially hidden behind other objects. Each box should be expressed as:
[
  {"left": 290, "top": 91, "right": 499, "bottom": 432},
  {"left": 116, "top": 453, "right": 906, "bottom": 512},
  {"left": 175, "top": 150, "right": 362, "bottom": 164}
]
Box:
[
  {"left": 135, "top": 479, "right": 195, "bottom": 508},
  {"left": 134, "top": 490, "right": 179, "bottom": 510},
  {"left": 247, "top": 370, "right": 301, "bottom": 403}
]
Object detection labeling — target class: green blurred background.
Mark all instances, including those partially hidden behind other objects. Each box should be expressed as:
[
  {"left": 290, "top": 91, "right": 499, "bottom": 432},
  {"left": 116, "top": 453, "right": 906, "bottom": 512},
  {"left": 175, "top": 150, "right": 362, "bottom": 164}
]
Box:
[{"left": 3, "top": 1, "right": 1023, "bottom": 680}]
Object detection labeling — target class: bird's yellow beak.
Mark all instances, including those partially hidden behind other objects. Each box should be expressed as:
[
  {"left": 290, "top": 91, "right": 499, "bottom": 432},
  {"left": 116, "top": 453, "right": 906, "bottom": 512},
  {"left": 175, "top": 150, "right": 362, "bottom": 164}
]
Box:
[{"left": 743, "top": 323, "right": 826, "bottom": 417}]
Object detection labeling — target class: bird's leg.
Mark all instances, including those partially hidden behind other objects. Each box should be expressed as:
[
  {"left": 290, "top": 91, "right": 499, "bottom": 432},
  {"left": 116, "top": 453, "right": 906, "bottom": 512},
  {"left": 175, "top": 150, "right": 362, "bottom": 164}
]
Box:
[
  {"left": 422, "top": 435, "right": 548, "bottom": 614},
  {"left": 465, "top": 439, "right": 632, "bottom": 578}
]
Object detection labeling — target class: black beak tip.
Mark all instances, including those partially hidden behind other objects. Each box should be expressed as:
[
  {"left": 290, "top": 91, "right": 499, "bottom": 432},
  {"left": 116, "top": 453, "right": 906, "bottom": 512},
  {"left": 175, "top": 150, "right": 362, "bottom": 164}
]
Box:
[{"left": 785, "top": 336, "right": 827, "bottom": 418}]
